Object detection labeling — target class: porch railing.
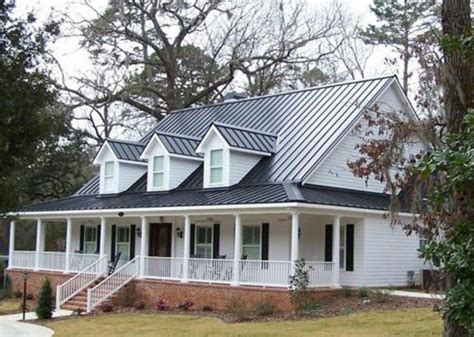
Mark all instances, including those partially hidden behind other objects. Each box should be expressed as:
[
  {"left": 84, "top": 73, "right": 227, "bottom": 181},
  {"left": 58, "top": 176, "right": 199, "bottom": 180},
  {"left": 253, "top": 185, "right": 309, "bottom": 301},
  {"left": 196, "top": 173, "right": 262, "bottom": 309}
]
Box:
[
  {"left": 143, "top": 256, "right": 183, "bottom": 280},
  {"left": 87, "top": 256, "right": 140, "bottom": 312},
  {"left": 9, "top": 251, "right": 100, "bottom": 273},
  {"left": 56, "top": 255, "right": 108, "bottom": 310},
  {"left": 306, "top": 261, "right": 334, "bottom": 287},
  {"left": 9, "top": 251, "right": 35, "bottom": 269},
  {"left": 239, "top": 260, "right": 291, "bottom": 287},
  {"left": 188, "top": 258, "right": 233, "bottom": 283},
  {"left": 38, "top": 252, "right": 66, "bottom": 271}
]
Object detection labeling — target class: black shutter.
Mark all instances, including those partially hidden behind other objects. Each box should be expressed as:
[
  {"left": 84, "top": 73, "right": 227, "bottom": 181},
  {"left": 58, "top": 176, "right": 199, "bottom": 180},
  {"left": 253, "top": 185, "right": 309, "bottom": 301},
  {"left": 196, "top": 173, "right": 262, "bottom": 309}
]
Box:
[
  {"left": 346, "top": 224, "right": 354, "bottom": 271},
  {"left": 325, "top": 224, "right": 333, "bottom": 262},
  {"left": 213, "top": 224, "right": 220, "bottom": 258},
  {"left": 130, "top": 225, "right": 136, "bottom": 260},
  {"left": 96, "top": 225, "right": 101, "bottom": 254},
  {"left": 79, "top": 225, "right": 85, "bottom": 252},
  {"left": 261, "top": 223, "right": 269, "bottom": 261},
  {"left": 190, "top": 224, "right": 195, "bottom": 256},
  {"left": 111, "top": 225, "right": 117, "bottom": 259}
]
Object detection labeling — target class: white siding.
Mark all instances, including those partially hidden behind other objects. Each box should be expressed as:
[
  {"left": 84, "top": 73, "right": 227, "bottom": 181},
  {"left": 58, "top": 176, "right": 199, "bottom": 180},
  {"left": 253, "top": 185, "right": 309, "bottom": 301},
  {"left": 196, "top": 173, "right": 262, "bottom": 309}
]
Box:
[
  {"left": 169, "top": 157, "right": 201, "bottom": 189},
  {"left": 118, "top": 163, "right": 146, "bottom": 192},
  {"left": 362, "top": 215, "right": 423, "bottom": 287},
  {"left": 229, "top": 151, "right": 261, "bottom": 185}
]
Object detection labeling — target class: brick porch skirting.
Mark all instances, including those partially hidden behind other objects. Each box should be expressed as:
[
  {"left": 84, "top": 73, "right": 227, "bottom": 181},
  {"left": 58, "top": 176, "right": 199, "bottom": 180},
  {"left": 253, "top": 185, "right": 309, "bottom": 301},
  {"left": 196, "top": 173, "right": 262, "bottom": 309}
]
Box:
[{"left": 6, "top": 269, "right": 72, "bottom": 298}]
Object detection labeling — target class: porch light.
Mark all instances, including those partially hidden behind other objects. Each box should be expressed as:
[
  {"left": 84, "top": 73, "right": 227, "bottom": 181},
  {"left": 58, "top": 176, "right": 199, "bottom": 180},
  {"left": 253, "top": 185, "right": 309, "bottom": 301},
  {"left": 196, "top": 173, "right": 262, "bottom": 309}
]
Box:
[
  {"left": 298, "top": 227, "right": 301, "bottom": 239},
  {"left": 136, "top": 228, "right": 141, "bottom": 238},
  {"left": 176, "top": 227, "right": 183, "bottom": 239}
]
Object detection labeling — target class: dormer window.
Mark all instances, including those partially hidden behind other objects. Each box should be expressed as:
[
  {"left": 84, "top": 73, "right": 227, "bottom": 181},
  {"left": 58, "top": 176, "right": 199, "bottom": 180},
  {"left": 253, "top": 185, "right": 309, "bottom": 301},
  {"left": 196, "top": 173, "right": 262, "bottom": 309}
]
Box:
[
  {"left": 104, "top": 161, "right": 115, "bottom": 192},
  {"left": 210, "top": 149, "right": 223, "bottom": 185},
  {"left": 153, "top": 156, "right": 165, "bottom": 188}
]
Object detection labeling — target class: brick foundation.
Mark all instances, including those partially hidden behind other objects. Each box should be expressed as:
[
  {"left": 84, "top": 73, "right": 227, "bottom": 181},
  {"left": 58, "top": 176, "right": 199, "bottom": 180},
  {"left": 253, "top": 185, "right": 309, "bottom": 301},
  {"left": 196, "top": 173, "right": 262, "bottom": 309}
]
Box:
[{"left": 6, "top": 269, "right": 71, "bottom": 298}]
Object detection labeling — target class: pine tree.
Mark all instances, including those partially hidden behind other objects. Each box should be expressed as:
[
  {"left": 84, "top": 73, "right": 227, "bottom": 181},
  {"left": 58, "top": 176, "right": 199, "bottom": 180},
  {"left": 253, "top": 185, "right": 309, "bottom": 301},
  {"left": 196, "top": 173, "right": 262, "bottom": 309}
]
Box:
[{"left": 35, "top": 278, "right": 54, "bottom": 319}]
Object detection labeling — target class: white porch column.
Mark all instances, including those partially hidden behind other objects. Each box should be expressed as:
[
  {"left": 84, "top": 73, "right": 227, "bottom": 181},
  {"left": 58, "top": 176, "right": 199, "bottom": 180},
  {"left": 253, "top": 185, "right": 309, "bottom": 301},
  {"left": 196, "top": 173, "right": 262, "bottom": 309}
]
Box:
[
  {"left": 8, "top": 220, "right": 15, "bottom": 269},
  {"left": 332, "top": 216, "right": 341, "bottom": 287},
  {"left": 139, "top": 216, "right": 148, "bottom": 279},
  {"left": 231, "top": 214, "right": 242, "bottom": 286},
  {"left": 64, "top": 218, "right": 73, "bottom": 273},
  {"left": 290, "top": 211, "right": 300, "bottom": 273},
  {"left": 182, "top": 215, "right": 191, "bottom": 283},
  {"left": 34, "top": 218, "right": 43, "bottom": 271},
  {"left": 99, "top": 217, "right": 107, "bottom": 258}
]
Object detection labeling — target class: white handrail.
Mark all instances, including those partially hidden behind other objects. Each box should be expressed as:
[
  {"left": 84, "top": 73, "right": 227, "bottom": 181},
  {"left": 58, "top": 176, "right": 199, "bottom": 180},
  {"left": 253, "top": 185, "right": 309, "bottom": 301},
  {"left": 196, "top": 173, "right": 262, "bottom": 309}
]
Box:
[
  {"left": 56, "top": 255, "right": 107, "bottom": 310},
  {"left": 87, "top": 256, "right": 140, "bottom": 313}
]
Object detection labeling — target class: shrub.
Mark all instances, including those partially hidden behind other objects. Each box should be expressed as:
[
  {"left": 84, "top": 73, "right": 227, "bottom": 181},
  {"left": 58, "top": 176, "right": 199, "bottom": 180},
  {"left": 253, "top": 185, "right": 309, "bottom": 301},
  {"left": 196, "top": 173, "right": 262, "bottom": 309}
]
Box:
[
  {"left": 14, "top": 290, "right": 22, "bottom": 298},
  {"left": 342, "top": 287, "right": 353, "bottom": 298},
  {"left": 117, "top": 283, "right": 137, "bottom": 307},
  {"left": 298, "top": 301, "right": 325, "bottom": 315},
  {"left": 134, "top": 300, "right": 145, "bottom": 310},
  {"left": 372, "top": 289, "right": 390, "bottom": 303},
  {"left": 201, "top": 305, "right": 213, "bottom": 312},
  {"left": 177, "top": 300, "right": 194, "bottom": 311},
  {"left": 155, "top": 299, "right": 169, "bottom": 311},
  {"left": 26, "top": 293, "right": 34, "bottom": 300},
  {"left": 357, "top": 287, "right": 370, "bottom": 298},
  {"left": 225, "top": 296, "right": 251, "bottom": 322},
  {"left": 98, "top": 302, "right": 113, "bottom": 313},
  {"left": 289, "top": 259, "right": 311, "bottom": 314},
  {"left": 35, "top": 278, "right": 54, "bottom": 319},
  {"left": 254, "top": 296, "right": 277, "bottom": 316}
]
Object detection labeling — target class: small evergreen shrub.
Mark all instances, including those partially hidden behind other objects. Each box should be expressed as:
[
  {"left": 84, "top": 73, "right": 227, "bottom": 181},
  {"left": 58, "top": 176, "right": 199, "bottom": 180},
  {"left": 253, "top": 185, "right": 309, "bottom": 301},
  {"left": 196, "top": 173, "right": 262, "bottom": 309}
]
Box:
[
  {"left": 35, "top": 278, "right": 54, "bottom": 319},
  {"left": 254, "top": 296, "right": 277, "bottom": 316},
  {"left": 357, "top": 287, "right": 370, "bottom": 298},
  {"left": 155, "top": 299, "right": 169, "bottom": 311},
  {"left": 177, "top": 300, "right": 194, "bottom": 311},
  {"left": 225, "top": 296, "right": 251, "bottom": 321}
]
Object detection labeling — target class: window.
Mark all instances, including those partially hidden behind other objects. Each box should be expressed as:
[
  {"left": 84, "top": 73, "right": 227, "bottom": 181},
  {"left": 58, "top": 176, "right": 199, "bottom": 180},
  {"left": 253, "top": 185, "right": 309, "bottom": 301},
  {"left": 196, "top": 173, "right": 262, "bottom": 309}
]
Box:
[
  {"left": 242, "top": 225, "right": 261, "bottom": 260},
  {"left": 104, "top": 161, "right": 114, "bottom": 192},
  {"left": 84, "top": 227, "right": 97, "bottom": 254},
  {"left": 152, "top": 156, "right": 164, "bottom": 188},
  {"left": 419, "top": 233, "right": 428, "bottom": 250},
  {"left": 209, "top": 149, "right": 223, "bottom": 184},
  {"left": 339, "top": 225, "right": 346, "bottom": 270},
  {"left": 195, "top": 226, "right": 213, "bottom": 258},
  {"left": 116, "top": 227, "right": 130, "bottom": 261}
]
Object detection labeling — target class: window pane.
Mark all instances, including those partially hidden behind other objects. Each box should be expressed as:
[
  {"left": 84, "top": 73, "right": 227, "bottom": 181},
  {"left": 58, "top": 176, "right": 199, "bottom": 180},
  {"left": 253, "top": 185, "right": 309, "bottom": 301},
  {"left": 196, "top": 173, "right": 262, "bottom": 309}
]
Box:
[
  {"left": 104, "top": 162, "right": 114, "bottom": 176},
  {"left": 84, "top": 243, "right": 96, "bottom": 254},
  {"left": 243, "top": 247, "right": 260, "bottom": 260},
  {"left": 210, "top": 150, "right": 223, "bottom": 166},
  {"left": 196, "top": 246, "right": 212, "bottom": 259},
  {"left": 210, "top": 167, "right": 223, "bottom": 184},
  {"left": 243, "top": 226, "right": 260, "bottom": 245},
  {"left": 153, "top": 172, "right": 164, "bottom": 187},
  {"left": 153, "top": 156, "right": 164, "bottom": 172},
  {"left": 85, "top": 227, "right": 96, "bottom": 241}
]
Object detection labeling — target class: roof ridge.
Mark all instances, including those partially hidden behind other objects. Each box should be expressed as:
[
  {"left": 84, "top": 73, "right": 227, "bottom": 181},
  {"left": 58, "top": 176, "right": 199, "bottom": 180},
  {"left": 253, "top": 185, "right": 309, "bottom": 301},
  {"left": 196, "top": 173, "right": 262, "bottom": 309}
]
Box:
[
  {"left": 155, "top": 131, "right": 201, "bottom": 141},
  {"left": 212, "top": 121, "right": 278, "bottom": 137},
  {"left": 168, "top": 75, "right": 397, "bottom": 115},
  {"left": 106, "top": 138, "right": 145, "bottom": 146}
]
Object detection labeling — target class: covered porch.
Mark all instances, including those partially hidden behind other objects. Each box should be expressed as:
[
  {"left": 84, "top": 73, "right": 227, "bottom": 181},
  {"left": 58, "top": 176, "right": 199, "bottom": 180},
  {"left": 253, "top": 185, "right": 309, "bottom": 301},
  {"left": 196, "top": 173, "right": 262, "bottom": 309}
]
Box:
[{"left": 8, "top": 208, "right": 361, "bottom": 288}]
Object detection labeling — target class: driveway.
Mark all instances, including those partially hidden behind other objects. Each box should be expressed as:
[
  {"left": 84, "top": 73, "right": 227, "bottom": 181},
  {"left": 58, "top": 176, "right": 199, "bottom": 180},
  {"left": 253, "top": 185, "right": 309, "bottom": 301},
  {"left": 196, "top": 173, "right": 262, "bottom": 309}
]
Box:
[{"left": 0, "top": 309, "right": 72, "bottom": 337}]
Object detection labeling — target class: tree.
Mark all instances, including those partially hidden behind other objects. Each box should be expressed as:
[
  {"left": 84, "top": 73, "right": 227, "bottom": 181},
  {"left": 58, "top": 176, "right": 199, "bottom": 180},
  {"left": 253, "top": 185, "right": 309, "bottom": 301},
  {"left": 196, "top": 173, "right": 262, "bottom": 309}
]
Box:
[
  {"left": 349, "top": 1, "right": 473, "bottom": 335},
  {"left": 360, "top": 0, "right": 435, "bottom": 92},
  {"left": 36, "top": 278, "right": 54, "bottom": 319}
]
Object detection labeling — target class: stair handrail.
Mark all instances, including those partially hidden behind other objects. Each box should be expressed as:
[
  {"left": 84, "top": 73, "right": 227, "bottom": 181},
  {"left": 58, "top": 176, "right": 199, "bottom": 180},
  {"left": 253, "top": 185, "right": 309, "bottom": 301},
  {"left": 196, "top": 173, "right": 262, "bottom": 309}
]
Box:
[
  {"left": 87, "top": 256, "right": 140, "bottom": 313},
  {"left": 56, "top": 255, "right": 108, "bottom": 310}
]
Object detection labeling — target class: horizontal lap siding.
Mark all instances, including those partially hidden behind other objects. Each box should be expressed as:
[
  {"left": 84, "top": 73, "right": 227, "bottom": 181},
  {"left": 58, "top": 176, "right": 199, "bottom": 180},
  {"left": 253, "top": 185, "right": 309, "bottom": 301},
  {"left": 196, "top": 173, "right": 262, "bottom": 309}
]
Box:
[
  {"left": 229, "top": 151, "right": 262, "bottom": 185},
  {"left": 169, "top": 158, "right": 201, "bottom": 189},
  {"left": 363, "top": 216, "right": 423, "bottom": 287},
  {"left": 118, "top": 163, "right": 147, "bottom": 192}
]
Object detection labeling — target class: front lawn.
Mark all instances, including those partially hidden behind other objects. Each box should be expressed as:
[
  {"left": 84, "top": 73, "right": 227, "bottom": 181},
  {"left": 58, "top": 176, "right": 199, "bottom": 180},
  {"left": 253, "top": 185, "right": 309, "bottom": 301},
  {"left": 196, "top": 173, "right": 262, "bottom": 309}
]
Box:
[
  {"left": 45, "top": 308, "right": 441, "bottom": 337},
  {"left": 0, "top": 298, "right": 21, "bottom": 315}
]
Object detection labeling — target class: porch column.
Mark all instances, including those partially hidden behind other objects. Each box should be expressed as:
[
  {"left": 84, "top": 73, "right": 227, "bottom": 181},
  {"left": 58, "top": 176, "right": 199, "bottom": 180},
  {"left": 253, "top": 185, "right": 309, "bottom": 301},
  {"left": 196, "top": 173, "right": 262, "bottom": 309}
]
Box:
[
  {"left": 34, "top": 218, "right": 43, "bottom": 271},
  {"left": 290, "top": 211, "right": 300, "bottom": 273},
  {"left": 182, "top": 215, "right": 191, "bottom": 283},
  {"left": 99, "top": 217, "right": 107, "bottom": 258},
  {"left": 8, "top": 220, "right": 15, "bottom": 269},
  {"left": 139, "top": 216, "right": 148, "bottom": 279},
  {"left": 64, "top": 218, "right": 73, "bottom": 273},
  {"left": 332, "top": 216, "right": 341, "bottom": 287},
  {"left": 231, "top": 214, "right": 242, "bottom": 286}
]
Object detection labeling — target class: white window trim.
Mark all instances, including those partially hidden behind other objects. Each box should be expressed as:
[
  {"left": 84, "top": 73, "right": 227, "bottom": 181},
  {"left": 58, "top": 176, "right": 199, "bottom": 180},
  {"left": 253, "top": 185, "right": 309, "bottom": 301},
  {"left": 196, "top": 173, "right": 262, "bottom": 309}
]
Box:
[
  {"left": 152, "top": 155, "right": 165, "bottom": 189},
  {"left": 84, "top": 226, "right": 97, "bottom": 254},
  {"left": 340, "top": 224, "right": 346, "bottom": 271},
  {"left": 115, "top": 226, "right": 131, "bottom": 261},
  {"left": 242, "top": 224, "right": 262, "bottom": 260},
  {"left": 209, "top": 149, "right": 224, "bottom": 186},
  {"left": 194, "top": 225, "right": 213, "bottom": 259}
]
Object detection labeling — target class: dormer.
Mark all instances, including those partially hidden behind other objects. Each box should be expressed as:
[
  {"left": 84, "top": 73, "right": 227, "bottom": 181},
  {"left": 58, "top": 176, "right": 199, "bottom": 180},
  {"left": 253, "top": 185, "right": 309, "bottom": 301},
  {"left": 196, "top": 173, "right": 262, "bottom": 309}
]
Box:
[
  {"left": 196, "top": 122, "right": 277, "bottom": 188},
  {"left": 140, "top": 132, "right": 203, "bottom": 191},
  {"left": 93, "top": 140, "right": 147, "bottom": 194}
]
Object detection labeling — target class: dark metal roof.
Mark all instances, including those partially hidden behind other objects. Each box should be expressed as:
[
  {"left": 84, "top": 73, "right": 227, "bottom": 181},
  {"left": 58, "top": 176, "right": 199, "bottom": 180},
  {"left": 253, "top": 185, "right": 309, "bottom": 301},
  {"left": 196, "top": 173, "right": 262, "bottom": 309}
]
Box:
[
  {"left": 74, "top": 175, "right": 100, "bottom": 196},
  {"left": 108, "top": 139, "right": 145, "bottom": 162},
  {"left": 212, "top": 122, "right": 277, "bottom": 154},
  {"left": 155, "top": 132, "right": 202, "bottom": 158},
  {"left": 143, "top": 76, "right": 395, "bottom": 183},
  {"left": 21, "top": 183, "right": 394, "bottom": 212}
]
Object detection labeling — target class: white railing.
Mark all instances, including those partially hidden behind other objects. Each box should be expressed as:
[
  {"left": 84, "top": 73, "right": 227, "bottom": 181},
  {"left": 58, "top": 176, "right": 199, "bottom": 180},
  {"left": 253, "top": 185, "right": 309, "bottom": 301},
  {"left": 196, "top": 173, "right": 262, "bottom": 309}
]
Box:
[
  {"left": 306, "top": 261, "right": 334, "bottom": 287},
  {"left": 69, "top": 253, "right": 101, "bottom": 272},
  {"left": 144, "top": 257, "right": 183, "bottom": 280},
  {"left": 39, "top": 252, "right": 66, "bottom": 271},
  {"left": 56, "top": 255, "right": 108, "bottom": 310},
  {"left": 9, "top": 251, "right": 35, "bottom": 269},
  {"left": 239, "top": 260, "right": 291, "bottom": 287},
  {"left": 188, "top": 258, "right": 233, "bottom": 283},
  {"left": 87, "top": 256, "right": 140, "bottom": 313}
]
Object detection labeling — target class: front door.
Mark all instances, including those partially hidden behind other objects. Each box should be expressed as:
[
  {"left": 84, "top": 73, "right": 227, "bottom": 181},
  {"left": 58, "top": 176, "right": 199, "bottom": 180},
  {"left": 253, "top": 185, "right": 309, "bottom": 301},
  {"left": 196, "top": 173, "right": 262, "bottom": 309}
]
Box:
[{"left": 149, "top": 223, "right": 172, "bottom": 257}]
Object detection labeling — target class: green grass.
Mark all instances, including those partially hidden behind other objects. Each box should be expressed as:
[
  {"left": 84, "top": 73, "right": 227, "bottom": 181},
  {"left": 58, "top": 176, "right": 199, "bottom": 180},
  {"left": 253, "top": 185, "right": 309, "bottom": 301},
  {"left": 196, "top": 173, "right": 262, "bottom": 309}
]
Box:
[
  {"left": 0, "top": 298, "right": 21, "bottom": 315},
  {"left": 46, "top": 308, "right": 442, "bottom": 337}
]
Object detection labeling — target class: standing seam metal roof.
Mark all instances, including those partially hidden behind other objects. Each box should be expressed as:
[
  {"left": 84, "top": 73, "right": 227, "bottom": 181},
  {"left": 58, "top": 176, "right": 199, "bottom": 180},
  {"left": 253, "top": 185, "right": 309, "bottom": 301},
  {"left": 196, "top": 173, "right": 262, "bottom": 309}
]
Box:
[
  {"left": 107, "top": 139, "right": 145, "bottom": 162},
  {"left": 212, "top": 122, "right": 277, "bottom": 153},
  {"left": 155, "top": 132, "right": 202, "bottom": 158}
]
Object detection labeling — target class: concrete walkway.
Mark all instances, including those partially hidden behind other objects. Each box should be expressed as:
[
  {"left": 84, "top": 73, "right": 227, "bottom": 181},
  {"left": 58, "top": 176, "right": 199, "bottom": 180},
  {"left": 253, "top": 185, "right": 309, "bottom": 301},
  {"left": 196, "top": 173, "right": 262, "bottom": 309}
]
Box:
[
  {"left": 0, "top": 309, "right": 72, "bottom": 337},
  {"left": 387, "top": 290, "right": 445, "bottom": 300}
]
